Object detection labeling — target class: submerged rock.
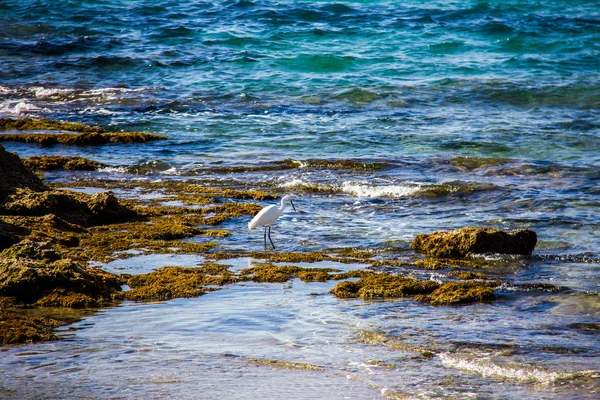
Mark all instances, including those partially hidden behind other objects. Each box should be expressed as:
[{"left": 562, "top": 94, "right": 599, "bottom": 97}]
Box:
[
  {"left": 0, "top": 312, "right": 60, "bottom": 345},
  {"left": 410, "top": 226, "right": 537, "bottom": 258}
]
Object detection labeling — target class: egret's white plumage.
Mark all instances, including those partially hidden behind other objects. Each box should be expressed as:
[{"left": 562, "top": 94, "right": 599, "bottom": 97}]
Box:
[{"left": 248, "top": 195, "right": 296, "bottom": 249}]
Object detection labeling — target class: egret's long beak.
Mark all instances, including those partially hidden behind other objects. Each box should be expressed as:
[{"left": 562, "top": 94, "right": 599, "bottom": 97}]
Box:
[{"left": 290, "top": 198, "right": 296, "bottom": 212}]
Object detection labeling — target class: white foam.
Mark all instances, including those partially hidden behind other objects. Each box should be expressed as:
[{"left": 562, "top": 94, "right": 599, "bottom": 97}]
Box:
[
  {"left": 98, "top": 166, "right": 128, "bottom": 173},
  {"left": 439, "top": 353, "right": 598, "bottom": 384},
  {"left": 31, "top": 86, "right": 74, "bottom": 98},
  {"left": 0, "top": 86, "right": 17, "bottom": 95},
  {"left": 0, "top": 100, "right": 44, "bottom": 116},
  {"left": 341, "top": 181, "right": 421, "bottom": 198},
  {"left": 280, "top": 178, "right": 332, "bottom": 193}
]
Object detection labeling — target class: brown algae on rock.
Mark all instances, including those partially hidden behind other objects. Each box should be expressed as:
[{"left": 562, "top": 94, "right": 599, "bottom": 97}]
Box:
[
  {"left": 23, "top": 156, "right": 103, "bottom": 171},
  {"left": 240, "top": 264, "right": 343, "bottom": 283},
  {"left": 330, "top": 272, "right": 440, "bottom": 300},
  {"left": 0, "top": 257, "right": 123, "bottom": 307},
  {"left": 0, "top": 312, "right": 61, "bottom": 345},
  {"left": 411, "top": 226, "right": 537, "bottom": 258},
  {"left": 0, "top": 117, "right": 167, "bottom": 146},
  {"left": 448, "top": 270, "right": 489, "bottom": 280},
  {"left": 0, "top": 131, "right": 167, "bottom": 146},
  {"left": 416, "top": 281, "right": 499, "bottom": 306},
  {"left": 356, "top": 330, "right": 435, "bottom": 356},
  {"left": 121, "top": 265, "right": 236, "bottom": 302},
  {"left": 330, "top": 271, "right": 500, "bottom": 306},
  {"left": 248, "top": 358, "right": 324, "bottom": 371},
  {"left": 0, "top": 117, "right": 103, "bottom": 133}
]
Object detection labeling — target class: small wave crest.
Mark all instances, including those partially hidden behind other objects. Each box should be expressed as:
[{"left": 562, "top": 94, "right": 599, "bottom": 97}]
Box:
[
  {"left": 341, "top": 181, "right": 421, "bottom": 198},
  {"left": 0, "top": 100, "right": 47, "bottom": 116},
  {"left": 126, "top": 160, "right": 176, "bottom": 175},
  {"left": 439, "top": 353, "right": 598, "bottom": 384},
  {"left": 280, "top": 179, "right": 493, "bottom": 198},
  {"left": 534, "top": 253, "right": 600, "bottom": 263},
  {"left": 0, "top": 85, "right": 158, "bottom": 117}
]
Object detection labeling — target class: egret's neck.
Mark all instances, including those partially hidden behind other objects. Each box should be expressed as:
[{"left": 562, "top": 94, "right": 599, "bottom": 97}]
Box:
[{"left": 279, "top": 198, "right": 287, "bottom": 210}]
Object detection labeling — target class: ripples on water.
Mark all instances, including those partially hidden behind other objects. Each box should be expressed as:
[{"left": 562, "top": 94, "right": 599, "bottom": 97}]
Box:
[{"left": 1, "top": 0, "right": 599, "bottom": 399}]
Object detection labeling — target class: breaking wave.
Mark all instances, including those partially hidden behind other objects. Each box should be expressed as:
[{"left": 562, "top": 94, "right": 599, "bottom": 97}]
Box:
[
  {"left": 439, "top": 353, "right": 599, "bottom": 384},
  {"left": 281, "top": 179, "right": 495, "bottom": 198}
]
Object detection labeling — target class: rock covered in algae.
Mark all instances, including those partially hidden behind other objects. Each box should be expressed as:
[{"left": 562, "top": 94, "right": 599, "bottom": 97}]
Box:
[
  {"left": 3, "top": 189, "right": 137, "bottom": 227},
  {"left": 415, "top": 281, "right": 498, "bottom": 305},
  {"left": 23, "top": 155, "right": 103, "bottom": 171},
  {"left": 0, "top": 117, "right": 166, "bottom": 146},
  {"left": 0, "top": 131, "right": 167, "bottom": 146},
  {"left": 240, "top": 265, "right": 342, "bottom": 283},
  {"left": 121, "top": 265, "right": 236, "bottom": 301},
  {"left": 0, "top": 117, "right": 103, "bottom": 133},
  {"left": 0, "top": 257, "right": 123, "bottom": 307},
  {"left": 330, "top": 273, "right": 440, "bottom": 300},
  {"left": 410, "top": 226, "right": 537, "bottom": 258},
  {"left": 330, "top": 271, "right": 499, "bottom": 305},
  {"left": 1, "top": 144, "right": 136, "bottom": 226},
  {"left": 0, "top": 312, "right": 61, "bottom": 345}
]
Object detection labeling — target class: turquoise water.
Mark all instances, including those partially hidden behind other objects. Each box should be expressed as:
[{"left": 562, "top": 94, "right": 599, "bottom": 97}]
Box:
[{"left": 1, "top": 1, "right": 599, "bottom": 399}]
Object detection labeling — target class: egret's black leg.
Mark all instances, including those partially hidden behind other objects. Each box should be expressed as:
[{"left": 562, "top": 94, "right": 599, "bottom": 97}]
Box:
[
  {"left": 264, "top": 226, "right": 268, "bottom": 249},
  {"left": 268, "top": 226, "right": 276, "bottom": 250}
]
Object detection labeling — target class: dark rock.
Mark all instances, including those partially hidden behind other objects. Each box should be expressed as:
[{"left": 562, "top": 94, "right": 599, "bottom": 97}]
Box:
[{"left": 0, "top": 144, "right": 47, "bottom": 203}]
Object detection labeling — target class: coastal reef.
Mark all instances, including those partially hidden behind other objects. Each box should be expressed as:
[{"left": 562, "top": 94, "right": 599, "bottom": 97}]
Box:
[
  {"left": 410, "top": 226, "right": 537, "bottom": 258},
  {"left": 0, "top": 144, "right": 267, "bottom": 344},
  {"left": 0, "top": 141, "right": 551, "bottom": 346},
  {"left": 0, "top": 117, "right": 166, "bottom": 146}
]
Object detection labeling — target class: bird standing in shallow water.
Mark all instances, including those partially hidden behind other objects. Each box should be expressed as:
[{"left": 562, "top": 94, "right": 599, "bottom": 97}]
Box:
[{"left": 248, "top": 195, "right": 296, "bottom": 249}]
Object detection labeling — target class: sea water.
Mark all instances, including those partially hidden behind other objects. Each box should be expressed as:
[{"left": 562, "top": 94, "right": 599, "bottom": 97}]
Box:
[{"left": 1, "top": 1, "right": 599, "bottom": 398}]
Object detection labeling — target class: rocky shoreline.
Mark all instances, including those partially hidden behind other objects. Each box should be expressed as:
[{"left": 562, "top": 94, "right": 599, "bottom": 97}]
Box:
[{"left": 0, "top": 118, "right": 550, "bottom": 346}]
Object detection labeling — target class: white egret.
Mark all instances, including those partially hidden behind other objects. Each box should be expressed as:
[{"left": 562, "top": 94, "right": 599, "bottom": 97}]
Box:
[{"left": 248, "top": 195, "right": 296, "bottom": 249}]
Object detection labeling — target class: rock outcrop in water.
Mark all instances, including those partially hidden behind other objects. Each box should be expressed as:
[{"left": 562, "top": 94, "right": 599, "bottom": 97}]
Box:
[
  {"left": 23, "top": 155, "right": 103, "bottom": 171},
  {"left": 410, "top": 226, "right": 537, "bottom": 258},
  {"left": 0, "top": 117, "right": 166, "bottom": 146},
  {"left": 0, "top": 145, "right": 137, "bottom": 344},
  {"left": 0, "top": 145, "right": 136, "bottom": 226}
]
